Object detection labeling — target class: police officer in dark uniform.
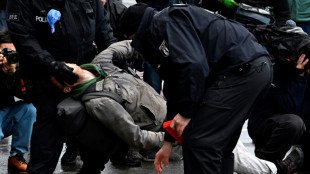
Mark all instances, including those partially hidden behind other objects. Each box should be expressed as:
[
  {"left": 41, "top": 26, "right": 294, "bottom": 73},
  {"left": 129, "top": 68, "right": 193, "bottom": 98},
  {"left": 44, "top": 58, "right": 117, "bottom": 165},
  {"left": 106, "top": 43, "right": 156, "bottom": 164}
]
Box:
[
  {"left": 122, "top": 4, "right": 273, "bottom": 174},
  {"left": 6, "top": 0, "right": 117, "bottom": 173}
]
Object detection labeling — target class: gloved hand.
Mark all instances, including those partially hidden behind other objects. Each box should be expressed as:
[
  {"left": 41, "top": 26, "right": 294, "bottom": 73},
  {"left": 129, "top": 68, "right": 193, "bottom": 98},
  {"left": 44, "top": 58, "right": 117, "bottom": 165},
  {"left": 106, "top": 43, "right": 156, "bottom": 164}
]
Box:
[
  {"left": 50, "top": 61, "right": 79, "bottom": 85},
  {"left": 221, "top": 0, "right": 239, "bottom": 9},
  {"left": 112, "top": 52, "right": 134, "bottom": 70}
]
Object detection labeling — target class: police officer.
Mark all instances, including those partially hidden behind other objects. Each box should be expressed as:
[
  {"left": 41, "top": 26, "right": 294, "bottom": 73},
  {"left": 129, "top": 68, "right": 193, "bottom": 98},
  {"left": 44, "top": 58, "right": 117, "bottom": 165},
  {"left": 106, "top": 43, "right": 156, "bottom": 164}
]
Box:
[
  {"left": 121, "top": 4, "right": 273, "bottom": 174},
  {"left": 6, "top": 0, "right": 117, "bottom": 173}
]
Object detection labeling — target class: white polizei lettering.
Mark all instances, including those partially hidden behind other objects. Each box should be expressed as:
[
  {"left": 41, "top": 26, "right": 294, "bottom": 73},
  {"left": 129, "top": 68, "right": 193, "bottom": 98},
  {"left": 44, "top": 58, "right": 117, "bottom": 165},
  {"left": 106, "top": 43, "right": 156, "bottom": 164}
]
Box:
[{"left": 35, "top": 16, "right": 47, "bottom": 22}]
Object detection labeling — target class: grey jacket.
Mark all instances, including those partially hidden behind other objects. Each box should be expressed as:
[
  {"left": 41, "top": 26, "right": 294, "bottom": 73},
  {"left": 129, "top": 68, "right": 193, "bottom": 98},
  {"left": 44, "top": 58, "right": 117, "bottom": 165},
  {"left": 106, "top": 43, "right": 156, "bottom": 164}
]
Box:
[{"left": 86, "top": 40, "right": 166, "bottom": 149}]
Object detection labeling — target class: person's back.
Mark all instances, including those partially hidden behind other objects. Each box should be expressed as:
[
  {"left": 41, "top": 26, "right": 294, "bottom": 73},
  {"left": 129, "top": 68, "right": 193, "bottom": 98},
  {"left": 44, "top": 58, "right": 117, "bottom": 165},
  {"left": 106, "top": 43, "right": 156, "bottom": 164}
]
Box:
[
  {"left": 91, "top": 40, "right": 166, "bottom": 134},
  {"left": 242, "top": 0, "right": 290, "bottom": 26},
  {"left": 202, "top": 0, "right": 291, "bottom": 27},
  {"left": 133, "top": 5, "right": 268, "bottom": 77}
]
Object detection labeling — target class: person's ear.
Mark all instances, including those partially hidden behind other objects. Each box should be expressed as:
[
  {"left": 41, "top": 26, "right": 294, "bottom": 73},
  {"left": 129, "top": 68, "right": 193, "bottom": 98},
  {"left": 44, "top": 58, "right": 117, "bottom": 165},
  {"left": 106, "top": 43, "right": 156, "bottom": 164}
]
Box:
[{"left": 63, "top": 87, "right": 71, "bottom": 93}]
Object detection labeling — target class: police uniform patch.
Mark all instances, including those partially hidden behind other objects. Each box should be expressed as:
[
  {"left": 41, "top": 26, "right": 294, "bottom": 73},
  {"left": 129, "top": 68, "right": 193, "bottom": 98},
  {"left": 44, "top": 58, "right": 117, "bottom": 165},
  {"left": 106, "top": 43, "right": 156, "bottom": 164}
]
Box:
[
  {"left": 159, "top": 40, "right": 169, "bottom": 57},
  {"left": 7, "top": 13, "right": 20, "bottom": 21}
]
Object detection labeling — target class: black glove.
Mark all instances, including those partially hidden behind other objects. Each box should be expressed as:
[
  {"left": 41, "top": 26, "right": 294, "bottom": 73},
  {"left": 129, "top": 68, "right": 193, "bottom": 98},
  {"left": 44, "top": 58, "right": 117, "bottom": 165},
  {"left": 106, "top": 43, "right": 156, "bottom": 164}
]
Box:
[
  {"left": 112, "top": 52, "right": 134, "bottom": 70},
  {"left": 50, "top": 61, "right": 79, "bottom": 85}
]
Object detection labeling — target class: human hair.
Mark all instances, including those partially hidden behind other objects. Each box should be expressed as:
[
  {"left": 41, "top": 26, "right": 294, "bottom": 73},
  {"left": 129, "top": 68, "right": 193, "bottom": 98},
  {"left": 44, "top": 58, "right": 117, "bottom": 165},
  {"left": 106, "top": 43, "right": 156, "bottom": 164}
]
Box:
[{"left": 0, "top": 28, "right": 12, "bottom": 44}]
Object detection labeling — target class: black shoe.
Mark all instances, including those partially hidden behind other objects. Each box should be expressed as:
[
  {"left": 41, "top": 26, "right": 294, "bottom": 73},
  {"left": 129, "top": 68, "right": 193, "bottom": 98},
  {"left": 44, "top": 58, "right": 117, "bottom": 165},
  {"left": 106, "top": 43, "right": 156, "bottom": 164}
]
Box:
[
  {"left": 138, "top": 149, "right": 157, "bottom": 162},
  {"left": 111, "top": 150, "right": 141, "bottom": 167},
  {"left": 61, "top": 146, "right": 79, "bottom": 165},
  {"left": 277, "top": 145, "right": 304, "bottom": 174}
]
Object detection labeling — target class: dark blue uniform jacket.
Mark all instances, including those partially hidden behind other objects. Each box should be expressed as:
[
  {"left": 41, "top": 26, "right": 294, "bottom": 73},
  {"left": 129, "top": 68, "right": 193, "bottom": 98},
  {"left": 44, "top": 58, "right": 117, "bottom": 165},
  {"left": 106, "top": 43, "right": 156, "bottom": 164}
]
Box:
[
  {"left": 132, "top": 5, "right": 268, "bottom": 128},
  {"left": 6, "top": 0, "right": 117, "bottom": 79}
]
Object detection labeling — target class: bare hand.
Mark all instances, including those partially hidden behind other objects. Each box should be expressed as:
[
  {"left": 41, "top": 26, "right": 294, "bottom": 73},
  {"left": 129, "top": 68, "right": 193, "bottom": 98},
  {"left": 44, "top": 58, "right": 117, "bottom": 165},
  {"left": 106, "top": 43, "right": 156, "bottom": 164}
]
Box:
[
  {"left": 154, "top": 141, "right": 173, "bottom": 173},
  {"left": 296, "top": 54, "right": 309, "bottom": 76},
  {"left": 170, "top": 113, "right": 191, "bottom": 137},
  {"left": 1, "top": 54, "right": 16, "bottom": 76}
]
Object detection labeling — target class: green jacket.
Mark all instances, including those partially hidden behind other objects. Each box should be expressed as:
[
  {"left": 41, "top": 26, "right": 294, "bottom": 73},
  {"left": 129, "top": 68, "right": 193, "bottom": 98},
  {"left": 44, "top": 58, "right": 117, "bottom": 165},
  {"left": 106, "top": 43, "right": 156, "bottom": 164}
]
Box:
[{"left": 289, "top": 0, "right": 310, "bottom": 22}]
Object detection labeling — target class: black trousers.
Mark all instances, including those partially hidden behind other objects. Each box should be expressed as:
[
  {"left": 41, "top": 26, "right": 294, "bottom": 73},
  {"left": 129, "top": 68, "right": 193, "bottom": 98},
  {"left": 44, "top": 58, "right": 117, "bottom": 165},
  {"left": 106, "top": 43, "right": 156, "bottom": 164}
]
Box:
[
  {"left": 78, "top": 117, "right": 129, "bottom": 173},
  {"left": 248, "top": 113, "right": 306, "bottom": 163},
  {"left": 27, "top": 87, "right": 66, "bottom": 174},
  {"left": 182, "top": 56, "right": 273, "bottom": 174}
]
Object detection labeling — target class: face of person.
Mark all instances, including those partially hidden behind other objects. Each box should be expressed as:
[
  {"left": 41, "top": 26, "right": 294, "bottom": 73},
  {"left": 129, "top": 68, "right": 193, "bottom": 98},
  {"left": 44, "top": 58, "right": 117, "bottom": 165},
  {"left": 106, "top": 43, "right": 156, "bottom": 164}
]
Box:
[
  {"left": 0, "top": 43, "right": 16, "bottom": 66},
  {"left": 0, "top": 43, "right": 15, "bottom": 51},
  {"left": 50, "top": 63, "right": 82, "bottom": 92},
  {"left": 66, "top": 63, "right": 81, "bottom": 75}
]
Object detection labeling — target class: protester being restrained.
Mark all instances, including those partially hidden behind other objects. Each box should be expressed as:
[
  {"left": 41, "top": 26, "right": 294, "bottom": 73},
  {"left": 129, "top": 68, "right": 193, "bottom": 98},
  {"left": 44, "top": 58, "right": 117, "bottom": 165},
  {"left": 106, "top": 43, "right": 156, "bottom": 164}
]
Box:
[{"left": 52, "top": 40, "right": 167, "bottom": 173}]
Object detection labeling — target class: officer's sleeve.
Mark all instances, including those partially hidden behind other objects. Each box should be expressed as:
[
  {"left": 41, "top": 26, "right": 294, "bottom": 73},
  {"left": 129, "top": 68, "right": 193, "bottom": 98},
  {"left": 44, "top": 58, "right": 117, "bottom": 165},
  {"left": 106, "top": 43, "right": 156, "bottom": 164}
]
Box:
[
  {"left": 6, "top": 0, "right": 55, "bottom": 72},
  {"left": 93, "top": 0, "right": 118, "bottom": 52},
  {"left": 164, "top": 22, "right": 210, "bottom": 119}
]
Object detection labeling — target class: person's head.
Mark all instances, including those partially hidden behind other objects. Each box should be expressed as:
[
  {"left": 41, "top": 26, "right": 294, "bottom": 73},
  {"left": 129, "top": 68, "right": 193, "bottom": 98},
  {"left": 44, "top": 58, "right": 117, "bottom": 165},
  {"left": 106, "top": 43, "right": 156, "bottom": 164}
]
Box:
[
  {"left": 0, "top": 28, "right": 15, "bottom": 51},
  {"left": 50, "top": 63, "right": 94, "bottom": 93},
  {"left": 120, "top": 3, "right": 149, "bottom": 39}
]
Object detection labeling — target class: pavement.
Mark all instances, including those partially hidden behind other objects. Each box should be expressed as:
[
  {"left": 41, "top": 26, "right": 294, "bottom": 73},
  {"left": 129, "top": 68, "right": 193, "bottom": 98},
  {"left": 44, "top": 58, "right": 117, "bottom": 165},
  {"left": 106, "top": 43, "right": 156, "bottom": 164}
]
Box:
[
  {"left": 1, "top": 120, "right": 308, "bottom": 174},
  {"left": 0, "top": 121, "right": 252, "bottom": 174}
]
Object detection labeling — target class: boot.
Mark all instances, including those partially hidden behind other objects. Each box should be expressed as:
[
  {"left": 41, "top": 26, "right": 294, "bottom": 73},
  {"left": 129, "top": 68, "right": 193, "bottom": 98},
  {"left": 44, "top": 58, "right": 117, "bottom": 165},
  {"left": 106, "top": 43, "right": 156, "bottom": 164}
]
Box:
[{"left": 8, "top": 153, "right": 27, "bottom": 171}]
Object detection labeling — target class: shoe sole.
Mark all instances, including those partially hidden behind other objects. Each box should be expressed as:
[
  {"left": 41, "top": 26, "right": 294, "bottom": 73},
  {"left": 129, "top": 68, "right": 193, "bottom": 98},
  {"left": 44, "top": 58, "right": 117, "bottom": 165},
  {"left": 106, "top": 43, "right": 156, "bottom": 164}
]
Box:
[
  {"left": 137, "top": 153, "right": 155, "bottom": 162},
  {"left": 8, "top": 168, "right": 27, "bottom": 173}
]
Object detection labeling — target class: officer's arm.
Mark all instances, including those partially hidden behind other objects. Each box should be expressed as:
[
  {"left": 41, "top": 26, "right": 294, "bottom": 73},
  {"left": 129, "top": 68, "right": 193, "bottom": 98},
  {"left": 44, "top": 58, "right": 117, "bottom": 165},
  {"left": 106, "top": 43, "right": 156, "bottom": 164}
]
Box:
[
  {"left": 165, "top": 23, "right": 209, "bottom": 120},
  {"left": 94, "top": 0, "right": 117, "bottom": 52},
  {"left": 6, "top": 0, "right": 56, "bottom": 73}
]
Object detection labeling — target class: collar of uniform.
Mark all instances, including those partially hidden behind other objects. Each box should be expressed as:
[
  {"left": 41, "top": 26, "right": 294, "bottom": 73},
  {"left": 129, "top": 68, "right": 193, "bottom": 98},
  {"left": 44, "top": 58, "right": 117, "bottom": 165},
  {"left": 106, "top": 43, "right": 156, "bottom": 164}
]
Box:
[{"left": 131, "top": 7, "right": 156, "bottom": 56}]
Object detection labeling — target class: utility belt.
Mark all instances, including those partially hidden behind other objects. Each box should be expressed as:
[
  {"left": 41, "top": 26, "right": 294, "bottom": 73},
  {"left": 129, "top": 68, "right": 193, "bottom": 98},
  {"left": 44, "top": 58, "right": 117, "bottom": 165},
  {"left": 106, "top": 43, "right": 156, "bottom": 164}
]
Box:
[{"left": 217, "top": 56, "right": 270, "bottom": 79}]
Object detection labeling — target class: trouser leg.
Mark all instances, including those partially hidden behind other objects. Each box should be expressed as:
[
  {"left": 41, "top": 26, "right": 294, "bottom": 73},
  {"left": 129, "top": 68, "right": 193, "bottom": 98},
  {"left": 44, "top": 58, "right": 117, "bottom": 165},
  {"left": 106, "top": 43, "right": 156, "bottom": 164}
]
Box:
[
  {"left": 78, "top": 117, "right": 129, "bottom": 172},
  {"left": 27, "top": 91, "right": 65, "bottom": 174},
  {"left": 2, "top": 102, "right": 36, "bottom": 156},
  {"left": 183, "top": 56, "right": 273, "bottom": 174},
  {"left": 249, "top": 114, "right": 305, "bottom": 163},
  {"left": 233, "top": 140, "right": 277, "bottom": 174},
  {"left": 1, "top": 102, "right": 36, "bottom": 153}
]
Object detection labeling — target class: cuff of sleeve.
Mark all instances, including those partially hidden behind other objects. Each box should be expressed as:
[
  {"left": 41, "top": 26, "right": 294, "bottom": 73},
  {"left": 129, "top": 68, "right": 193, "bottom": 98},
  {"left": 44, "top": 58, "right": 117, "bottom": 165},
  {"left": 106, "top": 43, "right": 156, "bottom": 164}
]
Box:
[
  {"left": 178, "top": 102, "right": 199, "bottom": 119},
  {"left": 164, "top": 130, "right": 176, "bottom": 143}
]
